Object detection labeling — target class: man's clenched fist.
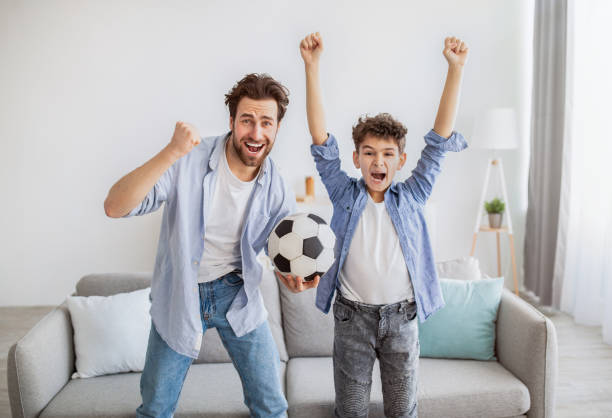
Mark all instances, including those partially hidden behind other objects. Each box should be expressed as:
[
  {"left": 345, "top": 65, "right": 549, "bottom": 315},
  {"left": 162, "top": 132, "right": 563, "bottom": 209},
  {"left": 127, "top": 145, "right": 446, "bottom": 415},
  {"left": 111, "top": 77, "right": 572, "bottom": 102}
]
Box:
[{"left": 168, "top": 121, "right": 201, "bottom": 159}]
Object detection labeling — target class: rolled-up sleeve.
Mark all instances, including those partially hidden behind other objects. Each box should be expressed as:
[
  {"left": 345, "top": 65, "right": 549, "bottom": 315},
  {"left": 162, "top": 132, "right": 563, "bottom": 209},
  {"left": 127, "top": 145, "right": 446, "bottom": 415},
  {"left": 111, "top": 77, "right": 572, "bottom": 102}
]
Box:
[
  {"left": 424, "top": 129, "right": 468, "bottom": 152},
  {"left": 402, "top": 130, "right": 468, "bottom": 206},
  {"left": 310, "top": 134, "right": 353, "bottom": 202},
  {"left": 123, "top": 163, "right": 176, "bottom": 218}
]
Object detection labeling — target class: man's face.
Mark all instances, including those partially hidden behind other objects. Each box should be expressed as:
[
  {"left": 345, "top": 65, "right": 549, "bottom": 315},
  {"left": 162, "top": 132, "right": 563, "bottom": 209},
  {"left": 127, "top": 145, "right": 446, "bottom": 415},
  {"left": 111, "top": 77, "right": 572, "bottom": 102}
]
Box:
[
  {"left": 353, "top": 134, "right": 407, "bottom": 195},
  {"left": 228, "top": 97, "right": 280, "bottom": 168}
]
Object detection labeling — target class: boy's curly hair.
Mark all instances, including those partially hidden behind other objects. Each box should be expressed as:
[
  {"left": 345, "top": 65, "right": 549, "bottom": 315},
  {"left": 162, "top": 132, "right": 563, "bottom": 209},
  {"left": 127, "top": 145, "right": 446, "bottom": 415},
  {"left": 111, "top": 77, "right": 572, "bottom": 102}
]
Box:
[
  {"left": 225, "top": 73, "right": 290, "bottom": 122},
  {"left": 352, "top": 113, "right": 407, "bottom": 153}
]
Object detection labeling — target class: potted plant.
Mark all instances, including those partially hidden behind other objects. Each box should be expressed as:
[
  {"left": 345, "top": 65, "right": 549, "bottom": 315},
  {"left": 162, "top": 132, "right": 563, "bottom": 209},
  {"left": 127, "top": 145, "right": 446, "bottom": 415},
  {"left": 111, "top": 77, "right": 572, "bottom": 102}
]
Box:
[{"left": 484, "top": 197, "right": 505, "bottom": 228}]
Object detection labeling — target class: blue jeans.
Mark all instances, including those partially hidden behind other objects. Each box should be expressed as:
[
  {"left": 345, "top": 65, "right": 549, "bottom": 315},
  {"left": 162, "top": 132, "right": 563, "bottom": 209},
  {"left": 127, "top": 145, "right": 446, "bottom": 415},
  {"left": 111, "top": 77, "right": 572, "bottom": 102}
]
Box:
[
  {"left": 333, "top": 294, "right": 419, "bottom": 418},
  {"left": 136, "top": 272, "right": 287, "bottom": 418}
]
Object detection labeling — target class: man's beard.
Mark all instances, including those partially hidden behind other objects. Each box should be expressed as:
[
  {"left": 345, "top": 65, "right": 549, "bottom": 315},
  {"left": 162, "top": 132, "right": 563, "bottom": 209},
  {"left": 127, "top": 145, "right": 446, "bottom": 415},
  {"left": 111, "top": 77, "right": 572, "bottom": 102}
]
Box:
[{"left": 229, "top": 131, "right": 273, "bottom": 167}]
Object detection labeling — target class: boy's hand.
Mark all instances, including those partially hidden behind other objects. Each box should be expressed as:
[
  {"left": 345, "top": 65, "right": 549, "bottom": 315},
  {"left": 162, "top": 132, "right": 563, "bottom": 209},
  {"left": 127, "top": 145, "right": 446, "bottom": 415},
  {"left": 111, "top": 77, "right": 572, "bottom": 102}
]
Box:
[
  {"left": 168, "top": 121, "right": 201, "bottom": 159},
  {"left": 300, "top": 32, "right": 324, "bottom": 66},
  {"left": 443, "top": 36, "right": 468, "bottom": 66},
  {"left": 275, "top": 271, "right": 320, "bottom": 293}
]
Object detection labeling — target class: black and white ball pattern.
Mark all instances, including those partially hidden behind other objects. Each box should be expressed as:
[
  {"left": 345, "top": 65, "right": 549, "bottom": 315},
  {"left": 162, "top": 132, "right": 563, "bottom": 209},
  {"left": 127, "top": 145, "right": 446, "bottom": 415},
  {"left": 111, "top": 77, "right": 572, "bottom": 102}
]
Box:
[{"left": 268, "top": 213, "right": 335, "bottom": 281}]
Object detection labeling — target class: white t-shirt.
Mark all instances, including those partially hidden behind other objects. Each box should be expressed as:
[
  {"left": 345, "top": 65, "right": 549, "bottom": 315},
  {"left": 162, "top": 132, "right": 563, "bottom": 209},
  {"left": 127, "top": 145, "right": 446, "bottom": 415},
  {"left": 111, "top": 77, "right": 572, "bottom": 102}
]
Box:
[
  {"left": 198, "top": 140, "right": 258, "bottom": 283},
  {"left": 338, "top": 194, "right": 415, "bottom": 305}
]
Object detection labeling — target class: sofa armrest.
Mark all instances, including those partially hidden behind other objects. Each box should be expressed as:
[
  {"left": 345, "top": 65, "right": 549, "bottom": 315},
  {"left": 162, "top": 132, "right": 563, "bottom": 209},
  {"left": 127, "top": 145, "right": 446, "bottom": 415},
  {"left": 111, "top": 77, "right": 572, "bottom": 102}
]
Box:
[
  {"left": 7, "top": 304, "right": 74, "bottom": 418},
  {"left": 496, "top": 289, "right": 558, "bottom": 418}
]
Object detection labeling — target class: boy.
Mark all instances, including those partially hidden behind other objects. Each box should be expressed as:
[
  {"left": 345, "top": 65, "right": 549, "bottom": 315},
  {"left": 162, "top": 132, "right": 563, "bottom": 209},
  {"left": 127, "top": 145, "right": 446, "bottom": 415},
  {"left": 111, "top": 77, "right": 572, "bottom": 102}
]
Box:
[{"left": 290, "top": 32, "right": 468, "bottom": 417}]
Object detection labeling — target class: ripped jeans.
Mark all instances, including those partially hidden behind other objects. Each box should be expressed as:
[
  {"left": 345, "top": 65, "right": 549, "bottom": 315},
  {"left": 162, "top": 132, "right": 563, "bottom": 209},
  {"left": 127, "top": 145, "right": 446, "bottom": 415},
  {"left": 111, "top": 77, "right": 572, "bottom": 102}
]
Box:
[{"left": 333, "top": 293, "right": 419, "bottom": 418}]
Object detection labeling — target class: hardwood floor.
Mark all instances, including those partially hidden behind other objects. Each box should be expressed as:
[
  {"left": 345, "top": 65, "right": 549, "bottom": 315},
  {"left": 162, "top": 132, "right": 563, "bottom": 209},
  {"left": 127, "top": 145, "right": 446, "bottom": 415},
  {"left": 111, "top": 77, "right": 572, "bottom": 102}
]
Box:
[
  {"left": 1, "top": 306, "right": 611, "bottom": 417},
  {"left": 546, "top": 310, "right": 612, "bottom": 417}
]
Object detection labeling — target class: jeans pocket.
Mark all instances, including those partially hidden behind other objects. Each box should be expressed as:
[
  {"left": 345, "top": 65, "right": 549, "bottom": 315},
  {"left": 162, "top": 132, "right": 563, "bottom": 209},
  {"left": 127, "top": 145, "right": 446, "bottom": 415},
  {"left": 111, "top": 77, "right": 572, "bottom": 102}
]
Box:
[
  {"left": 333, "top": 301, "right": 354, "bottom": 323},
  {"left": 222, "top": 274, "right": 244, "bottom": 287},
  {"left": 404, "top": 302, "right": 417, "bottom": 321}
]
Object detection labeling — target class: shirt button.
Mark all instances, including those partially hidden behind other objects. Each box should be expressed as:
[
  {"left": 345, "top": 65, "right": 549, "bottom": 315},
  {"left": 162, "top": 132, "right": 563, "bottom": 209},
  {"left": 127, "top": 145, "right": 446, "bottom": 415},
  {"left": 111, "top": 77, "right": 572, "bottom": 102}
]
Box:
[{"left": 193, "top": 261, "right": 199, "bottom": 265}]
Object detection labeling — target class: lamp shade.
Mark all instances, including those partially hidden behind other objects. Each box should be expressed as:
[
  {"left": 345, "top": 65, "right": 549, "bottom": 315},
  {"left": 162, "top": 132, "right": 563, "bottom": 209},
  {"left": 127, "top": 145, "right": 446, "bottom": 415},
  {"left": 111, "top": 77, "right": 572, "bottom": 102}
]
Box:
[{"left": 470, "top": 107, "right": 519, "bottom": 150}]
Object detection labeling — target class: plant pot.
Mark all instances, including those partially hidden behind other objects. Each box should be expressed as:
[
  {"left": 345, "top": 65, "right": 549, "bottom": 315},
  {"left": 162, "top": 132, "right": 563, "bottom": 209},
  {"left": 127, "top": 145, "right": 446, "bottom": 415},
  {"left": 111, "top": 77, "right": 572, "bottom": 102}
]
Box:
[{"left": 488, "top": 213, "right": 503, "bottom": 228}]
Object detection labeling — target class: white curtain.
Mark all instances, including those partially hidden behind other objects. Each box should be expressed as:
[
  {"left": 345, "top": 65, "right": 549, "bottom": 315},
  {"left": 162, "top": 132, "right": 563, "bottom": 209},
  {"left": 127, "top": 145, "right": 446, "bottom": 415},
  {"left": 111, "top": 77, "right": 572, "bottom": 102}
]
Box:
[
  {"left": 524, "top": 0, "right": 567, "bottom": 306},
  {"left": 553, "top": 0, "right": 612, "bottom": 344}
]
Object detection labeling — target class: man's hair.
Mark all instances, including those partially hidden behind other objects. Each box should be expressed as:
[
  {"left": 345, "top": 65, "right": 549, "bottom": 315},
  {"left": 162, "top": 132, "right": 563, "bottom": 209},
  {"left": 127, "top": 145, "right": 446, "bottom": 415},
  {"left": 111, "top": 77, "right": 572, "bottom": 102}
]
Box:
[
  {"left": 352, "top": 113, "right": 407, "bottom": 153},
  {"left": 225, "top": 73, "right": 290, "bottom": 122}
]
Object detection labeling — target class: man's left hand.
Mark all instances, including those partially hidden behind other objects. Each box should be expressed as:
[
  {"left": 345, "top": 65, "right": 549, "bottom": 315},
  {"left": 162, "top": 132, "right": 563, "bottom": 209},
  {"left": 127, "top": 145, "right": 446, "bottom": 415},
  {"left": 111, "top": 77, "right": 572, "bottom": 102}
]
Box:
[{"left": 275, "top": 271, "right": 320, "bottom": 293}]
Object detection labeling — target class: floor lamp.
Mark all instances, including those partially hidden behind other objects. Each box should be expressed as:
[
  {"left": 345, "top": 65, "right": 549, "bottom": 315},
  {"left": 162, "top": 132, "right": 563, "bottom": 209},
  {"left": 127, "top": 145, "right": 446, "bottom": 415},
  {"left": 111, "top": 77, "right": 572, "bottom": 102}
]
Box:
[{"left": 469, "top": 108, "right": 520, "bottom": 295}]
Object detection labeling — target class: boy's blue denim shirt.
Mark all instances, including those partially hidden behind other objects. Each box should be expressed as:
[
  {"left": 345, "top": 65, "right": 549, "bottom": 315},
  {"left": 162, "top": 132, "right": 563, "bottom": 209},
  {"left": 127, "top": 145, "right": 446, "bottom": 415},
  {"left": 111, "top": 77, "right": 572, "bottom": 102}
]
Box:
[
  {"left": 310, "top": 129, "right": 468, "bottom": 322},
  {"left": 125, "top": 133, "right": 296, "bottom": 359}
]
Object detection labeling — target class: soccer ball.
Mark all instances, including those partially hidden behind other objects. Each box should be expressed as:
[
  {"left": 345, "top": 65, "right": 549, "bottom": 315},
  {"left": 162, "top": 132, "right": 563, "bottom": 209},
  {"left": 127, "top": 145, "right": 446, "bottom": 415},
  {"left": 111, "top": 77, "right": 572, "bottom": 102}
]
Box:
[{"left": 268, "top": 213, "right": 336, "bottom": 281}]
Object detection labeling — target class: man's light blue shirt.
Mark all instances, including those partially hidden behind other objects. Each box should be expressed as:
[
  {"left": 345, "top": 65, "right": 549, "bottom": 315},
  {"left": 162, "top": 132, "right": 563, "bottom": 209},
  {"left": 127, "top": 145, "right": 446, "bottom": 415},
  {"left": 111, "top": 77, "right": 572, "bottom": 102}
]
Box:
[
  {"left": 310, "top": 129, "right": 467, "bottom": 322},
  {"left": 126, "top": 133, "right": 296, "bottom": 358}
]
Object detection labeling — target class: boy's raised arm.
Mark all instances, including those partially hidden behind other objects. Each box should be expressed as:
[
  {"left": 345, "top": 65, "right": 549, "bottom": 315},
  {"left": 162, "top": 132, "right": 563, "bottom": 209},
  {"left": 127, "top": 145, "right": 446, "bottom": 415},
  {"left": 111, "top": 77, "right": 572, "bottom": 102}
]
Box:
[
  {"left": 402, "top": 37, "right": 469, "bottom": 206},
  {"left": 433, "top": 37, "right": 468, "bottom": 138},
  {"left": 300, "top": 32, "right": 328, "bottom": 145}
]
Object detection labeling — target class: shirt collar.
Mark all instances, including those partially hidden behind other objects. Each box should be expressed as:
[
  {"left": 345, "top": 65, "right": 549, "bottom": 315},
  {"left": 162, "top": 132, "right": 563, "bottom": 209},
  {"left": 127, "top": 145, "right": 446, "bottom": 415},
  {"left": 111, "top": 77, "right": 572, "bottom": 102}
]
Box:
[{"left": 388, "top": 180, "right": 400, "bottom": 195}]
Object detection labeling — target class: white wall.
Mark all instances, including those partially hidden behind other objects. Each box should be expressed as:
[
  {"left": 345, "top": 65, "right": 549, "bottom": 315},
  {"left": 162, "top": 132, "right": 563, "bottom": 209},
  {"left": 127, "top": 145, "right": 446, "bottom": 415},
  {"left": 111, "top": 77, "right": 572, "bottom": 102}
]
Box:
[{"left": 0, "top": 0, "right": 533, "bottom": 306}]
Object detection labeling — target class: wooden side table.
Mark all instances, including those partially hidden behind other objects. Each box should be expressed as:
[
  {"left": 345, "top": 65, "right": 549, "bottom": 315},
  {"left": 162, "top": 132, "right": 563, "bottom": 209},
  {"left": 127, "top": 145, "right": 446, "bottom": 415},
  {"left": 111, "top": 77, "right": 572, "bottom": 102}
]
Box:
[
  {"left": 470, "top": 226, "right": 519, "bottom": 295},
  {"left": 470, "top": 158, "right": 519, "bottom": 295}
]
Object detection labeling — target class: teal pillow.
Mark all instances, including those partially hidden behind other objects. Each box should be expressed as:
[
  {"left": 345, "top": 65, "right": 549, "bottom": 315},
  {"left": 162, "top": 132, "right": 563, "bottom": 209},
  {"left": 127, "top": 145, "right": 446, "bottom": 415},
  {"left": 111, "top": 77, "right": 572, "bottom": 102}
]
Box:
[{"left": 418, "top": 277, "right": 504, "bottom": 360}]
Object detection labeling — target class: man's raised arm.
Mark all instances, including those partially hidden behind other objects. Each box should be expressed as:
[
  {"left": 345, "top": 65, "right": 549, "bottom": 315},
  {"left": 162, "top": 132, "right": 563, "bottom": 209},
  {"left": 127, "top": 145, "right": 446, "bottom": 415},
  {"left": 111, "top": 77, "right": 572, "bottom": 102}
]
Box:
[{"left": 104, "top": 121, "right": 200, "bottom": 218}]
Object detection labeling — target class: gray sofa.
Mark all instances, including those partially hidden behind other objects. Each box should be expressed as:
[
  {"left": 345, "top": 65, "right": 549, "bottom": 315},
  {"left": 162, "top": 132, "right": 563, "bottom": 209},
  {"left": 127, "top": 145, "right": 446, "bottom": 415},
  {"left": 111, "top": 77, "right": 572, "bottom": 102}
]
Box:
[{"left": 8, "top": 269, "right": 557, "bottom": 418}]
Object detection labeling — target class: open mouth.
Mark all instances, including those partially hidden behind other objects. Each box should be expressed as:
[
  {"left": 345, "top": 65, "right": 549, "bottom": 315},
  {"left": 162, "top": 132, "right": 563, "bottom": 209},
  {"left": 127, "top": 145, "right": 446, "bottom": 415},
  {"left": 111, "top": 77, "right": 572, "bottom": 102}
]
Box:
[
  {"left": 244, "top": 142, "right": 265, "bottom": 155},
  {"left": 371, "top": 172, "right": 386, "bottom": 184}
]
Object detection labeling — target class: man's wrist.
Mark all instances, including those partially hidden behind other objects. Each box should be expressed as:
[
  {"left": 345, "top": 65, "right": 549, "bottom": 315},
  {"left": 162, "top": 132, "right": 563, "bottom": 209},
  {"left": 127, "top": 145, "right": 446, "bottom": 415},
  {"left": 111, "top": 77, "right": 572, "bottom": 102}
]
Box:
[{"left": 161, "top": 144, "right": 182, "bottom": 164}]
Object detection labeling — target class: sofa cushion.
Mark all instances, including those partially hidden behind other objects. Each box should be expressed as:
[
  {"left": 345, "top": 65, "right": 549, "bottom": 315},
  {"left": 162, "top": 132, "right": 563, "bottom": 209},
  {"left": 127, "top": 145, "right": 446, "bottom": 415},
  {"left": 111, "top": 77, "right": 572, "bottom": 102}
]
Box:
[
  {"left": 257, "top": 256, "right": 289, "bottom": 362},
  {"left": 75, "top": 271, "right": 288, "bottom": 363},
  {"left": 419, "top": 277, "right": 504, "bottom": 360},
  {"left": 39, "top": 361, "right": 286, "bottom": 417},
  {"left": 286, "top": 357, "right": 383, "bottom": 418},
  {"left": 76, "top": 272, "right": 152, "bottom": 297},
  {"left": 276, "top": 267, "right": 334, "bottom": 357},
  {"left": 435, "top": 256, "right": 483, "bottom": 279},
  {"left": 66, "top": 288, "right": 151, "bottom": 378},
  {"left": 286, "top": 357, "right": 529, "bottom": 418}
]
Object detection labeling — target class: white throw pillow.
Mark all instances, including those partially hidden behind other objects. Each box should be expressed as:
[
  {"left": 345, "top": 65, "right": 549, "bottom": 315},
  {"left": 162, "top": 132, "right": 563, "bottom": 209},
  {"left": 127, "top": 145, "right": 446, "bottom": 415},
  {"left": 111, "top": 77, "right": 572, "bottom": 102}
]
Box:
[
  {"left": 66, "top": 287, "right": 151, "bottom": 378},
  {"left": 435, "top": 256, "right": 483, "bottom": 280}
]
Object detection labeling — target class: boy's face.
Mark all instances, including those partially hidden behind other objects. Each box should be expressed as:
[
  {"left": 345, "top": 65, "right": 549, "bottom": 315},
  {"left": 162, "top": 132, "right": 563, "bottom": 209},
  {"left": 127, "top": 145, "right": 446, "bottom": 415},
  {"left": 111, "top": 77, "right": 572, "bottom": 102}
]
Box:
[{"left": 353, "top": 135, "right": 407, "bottom": 199}]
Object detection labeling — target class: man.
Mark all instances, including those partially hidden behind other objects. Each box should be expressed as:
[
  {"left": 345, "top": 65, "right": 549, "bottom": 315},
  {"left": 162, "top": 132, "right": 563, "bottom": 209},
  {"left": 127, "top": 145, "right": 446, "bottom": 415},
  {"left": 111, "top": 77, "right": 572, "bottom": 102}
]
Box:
[{"left": 104, "top": 73, "right": 317, "bottom": 417}]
